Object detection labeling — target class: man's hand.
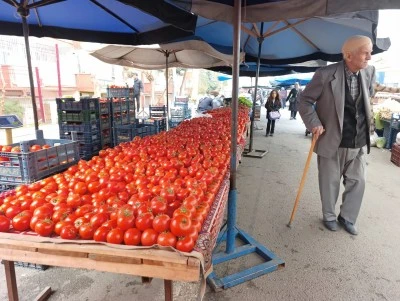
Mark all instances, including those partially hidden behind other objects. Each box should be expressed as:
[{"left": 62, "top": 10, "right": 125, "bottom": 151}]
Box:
[{"left": 312, "top": 126, "right": 325, "bottom": 139}]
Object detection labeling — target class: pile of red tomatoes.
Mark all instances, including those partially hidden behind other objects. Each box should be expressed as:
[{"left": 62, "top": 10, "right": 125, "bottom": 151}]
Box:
[{"left": 0, "top": 106, "right": 249, "bottom": 253}]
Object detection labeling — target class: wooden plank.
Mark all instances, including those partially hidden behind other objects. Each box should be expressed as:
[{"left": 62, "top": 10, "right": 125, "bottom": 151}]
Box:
[
  {"left": 0, "top": 249, "right": 200, "bottom": 282},
  {"left": 187, "top": 257, "right": 200, "bottom": 267},
  {"left": 0, "top": 242, "right": 37, "bottom": 252},
  {"left": 3, "top": 260, "right": 18, "bottom": 301},
  {"left": 33, "top": 286, "right": 52, "bottom": 301},
  {"left": 38, "top": 248, "right": 88, "bottom": 258},
  {"left": 164, "top": 280, "right": 173, "bottom": 301},
  {"left": 0, "top": 238, "right": 190, "bottom": 265},
  {"left": 88, "top": 253, "right": 141, "bottom": 265}
]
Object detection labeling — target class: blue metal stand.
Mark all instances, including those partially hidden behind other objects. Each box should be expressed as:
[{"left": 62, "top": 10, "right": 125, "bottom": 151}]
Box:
[
  {"left": 207, "top": 0, "right": 284, "bottom": 291},
  {"left": 207, "top": 190, "right": 285, "bottom": 290}
]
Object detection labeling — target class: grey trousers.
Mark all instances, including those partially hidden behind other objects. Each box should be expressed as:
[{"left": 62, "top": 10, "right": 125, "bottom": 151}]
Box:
[{"left": 317, "top": 146, "right": 367, "bottom": 224}]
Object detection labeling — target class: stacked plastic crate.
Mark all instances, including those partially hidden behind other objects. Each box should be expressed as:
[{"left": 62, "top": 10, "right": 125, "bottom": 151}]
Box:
[
  {"left": 170, "top": 97, "right": 191, "bottom": 128},
  {"left": 57, "top": 98, "right": 101, "bottom": 160},
  {"left": 108, "top": 87, "right": 136, "bottom": 146},
  {"left": 98, "top": 99, "right": 112, "bottom": 149}
]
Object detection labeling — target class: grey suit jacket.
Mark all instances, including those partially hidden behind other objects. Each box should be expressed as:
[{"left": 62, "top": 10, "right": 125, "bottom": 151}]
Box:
[{"left": 298, "top": 61, "right": 375, "bottom": 158}]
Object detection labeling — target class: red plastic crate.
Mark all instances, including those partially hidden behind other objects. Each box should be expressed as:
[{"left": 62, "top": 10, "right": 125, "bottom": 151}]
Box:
[{"left": 391, "top": 143, "right": 400, "bottom": 167}]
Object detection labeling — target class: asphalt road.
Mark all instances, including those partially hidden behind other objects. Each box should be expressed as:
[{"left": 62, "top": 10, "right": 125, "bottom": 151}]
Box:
[{"left": 1, "top": 108, "right": 399, "bottom": 301}]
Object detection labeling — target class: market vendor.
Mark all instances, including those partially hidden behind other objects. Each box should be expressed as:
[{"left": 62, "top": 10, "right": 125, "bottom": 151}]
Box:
[
  {"left": 299, "top": 35, "right": 375, "bottom": 235},
  {"left": 197, "top": 94, "right": 213, "bottom": 112}
]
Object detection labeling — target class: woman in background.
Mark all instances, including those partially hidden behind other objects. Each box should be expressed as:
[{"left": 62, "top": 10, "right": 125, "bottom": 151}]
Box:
[{"left": 265, "top": 89, "right": 281, "bottom": 137}]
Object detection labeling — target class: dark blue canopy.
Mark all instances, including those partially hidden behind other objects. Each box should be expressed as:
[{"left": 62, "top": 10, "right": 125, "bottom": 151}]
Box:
[
  {"left": 194, "top": 12, "right": 390, "bottom": 65},
  {"left": 0, "top": 0, "right": 196, "bottom": 45},
  {"left": 210, "top": 62, "right": 323, "bottom": 77}
]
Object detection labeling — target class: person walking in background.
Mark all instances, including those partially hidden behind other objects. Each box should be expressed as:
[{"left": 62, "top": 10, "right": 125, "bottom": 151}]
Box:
[
  {"left": 279, "top": 87, "right": 288, "bottom": 109},
  {"left": 287, "top": 82, "right": 301, "bottom": 119},
  {"left": 298, "top": 35, "right": 375, "bottom": 235},
  {"left": 132, "top": 72, "right": 144, "bottom": 112},
  {"left": 265, "top": 89, "right": 281, "bottom": 137}
]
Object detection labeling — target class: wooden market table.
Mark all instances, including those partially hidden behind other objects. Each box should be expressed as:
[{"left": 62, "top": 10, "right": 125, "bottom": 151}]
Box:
[
  {"left": 0, "top": 172, "right": 232, "bottom": 301},
  {"left": 0, "top": 234, "right": 200, "bottom": 301}
]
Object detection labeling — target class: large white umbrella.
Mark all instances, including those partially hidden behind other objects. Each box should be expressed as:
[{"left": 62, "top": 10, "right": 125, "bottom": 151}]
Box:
[{"left": 91, "top": 39, "right": 244, "bottom": 129}]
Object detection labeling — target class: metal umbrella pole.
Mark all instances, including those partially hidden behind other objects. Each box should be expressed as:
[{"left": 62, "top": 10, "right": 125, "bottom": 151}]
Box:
[
  {"left": 244, "top": 22, "right": 268, "bottom": 158},
  {"left": 165, "top": 51, "right": 170, "bottom": 130},
  {"left": 207, "top": 0, "right": 284, "bottom": 291},
  {"left": 19, "top": 7, "right": 39, "bottom": 131}
]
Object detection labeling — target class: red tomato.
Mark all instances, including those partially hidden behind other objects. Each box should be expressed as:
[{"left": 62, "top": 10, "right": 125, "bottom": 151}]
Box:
[
  {"left": 93, "top": 226, "right": 111, "bottom": 242},
  {"left": 33, "top": 205, "right": 53, "bottom": 217},
  {"left": 116, "top": 209, "right": 135, "bottom": 231},
  {"left": 54, "top": 221, "right": 73, "bottom": 236},
  {"left": 176, "top": 236, "right": 194, "bottom": 252},
  {"left": 170, "top": 215, "right": 192, "bottom": 237},
  {"left": 12, "top": 211, "right": 32, "bottom": 231},
  {"left": 176, "top": 236, "right": 195, "bottom": 252},
  {"left": 35, "top": 219, "right": 54, "bottom": 237},
  {"left": 60, "top": 225, "right": 78, "bottom": 240},
  {"left": 157, "top": 231, "right": 177, "bottom": 248},
  {"left": 74, "top": 217, "right": 89, "bottom": 229},
  {"left": 79, "top": 223, "right": 95, "bottom": 240},
  {"left": 135, "top": 212, "right": 154, "bottom": 231},
  {"left": 152, "top": 214, "right": 171, "bottom": 233},
  {"left": 5, "top": 205, "right": 22, "bottom": 219},
  {"left": 124, "top": 228, "right": 142, "bottom": 246},
  {"left": 0, "top": 215, "right": 10, "bottom": 232},
  {"left": 90, "top": 213, "right": 109, "bottom": 229},
  {"left": 150, "top": 196, "right": 167, "bottom": 215},
  {"left": 141, "top": 228, "right": 158, "bottom": 246},
  {"left": 75, "top": 205, "right": 94, "bottom": 218},
  {"left": 106, "top": 228, "right": 124, "bottom": 244}
]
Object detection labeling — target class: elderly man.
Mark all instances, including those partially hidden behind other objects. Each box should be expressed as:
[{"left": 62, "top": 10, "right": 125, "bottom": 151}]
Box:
[{"left": 298, "top": 35, "right": 376, "bottom": 235}]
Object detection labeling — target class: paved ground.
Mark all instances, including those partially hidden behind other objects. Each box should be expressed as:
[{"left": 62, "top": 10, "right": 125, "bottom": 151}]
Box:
[{"left": 1, "top": 108, "right": 400, "bottom": 301}]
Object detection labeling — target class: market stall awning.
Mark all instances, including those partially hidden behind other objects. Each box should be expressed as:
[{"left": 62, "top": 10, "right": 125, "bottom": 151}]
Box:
[{"left": 0, "top": 0, "right": 197, "bottom": 45}]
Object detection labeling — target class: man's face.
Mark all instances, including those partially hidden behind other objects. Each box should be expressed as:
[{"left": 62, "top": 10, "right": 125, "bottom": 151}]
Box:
[{"left": 346, "top": 43, "right": 372, "bottom": 72}]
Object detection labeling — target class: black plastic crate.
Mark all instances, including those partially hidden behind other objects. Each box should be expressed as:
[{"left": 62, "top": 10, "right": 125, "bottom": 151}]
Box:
[
  {"left": 141, "top": 118, "right": 166, "bottom": 133},
  {"left": 114, "top": 123, "right": 156, "bottom": 145},
  {"left": 1, "top": 260, "right": 48, "bottom": 270},
  {"left": 58, "top": 111, "right": 98, "bottom": 123},
  {"left": 99, "top": 101, "right": 111, "bottom": 114},
  {"left": 149, "top": 105, "right": 167, "bottom": 118},
  {"left": 100, "top": 118, "right": 111, "bottom": 130},
  {"left": 56, "top": 98, "right": 99, "bottom": 112},
  {"left": 0, "top": 139, "right": 79, "bottom": 185},
  {"left": 60, "top": 131, "right": 100, "bottom": 145},
  {"left": 113, "top": 112, "right": 135, "bottom": 125},
  {"left": 58, "top": 120, "right": 99, "bottom": 133},
  {"left": 107, "top": 87, "right": 133, "bottom": 98}
]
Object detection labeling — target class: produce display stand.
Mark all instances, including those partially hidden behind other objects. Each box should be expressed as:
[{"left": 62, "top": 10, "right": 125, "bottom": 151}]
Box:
[{"left": 0, "top": 173, "right": 231, "bottom": 301}]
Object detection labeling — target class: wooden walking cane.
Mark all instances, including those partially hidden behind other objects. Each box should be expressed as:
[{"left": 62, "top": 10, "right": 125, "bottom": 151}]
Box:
[{"left": 287, "top": 134, "right": 317, "bottom": 227}]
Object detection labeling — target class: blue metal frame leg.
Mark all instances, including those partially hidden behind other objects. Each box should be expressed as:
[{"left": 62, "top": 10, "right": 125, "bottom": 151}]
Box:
[
  {"left": 207, "top": 189, "right": 285, "bottom": 290},
  {"left": 207, "top": 226, "right": 285, "bottom": 290}
]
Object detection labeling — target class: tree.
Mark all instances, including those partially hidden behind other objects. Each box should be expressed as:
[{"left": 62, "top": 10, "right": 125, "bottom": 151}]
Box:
[{"left": 198, "top": 70, "right": 218, "bottom": 95}]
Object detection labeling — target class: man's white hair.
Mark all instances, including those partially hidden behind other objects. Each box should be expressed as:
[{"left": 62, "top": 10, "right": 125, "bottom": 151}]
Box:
[{"left": 342, "top": 35, "right": 372, "bottom": 58}]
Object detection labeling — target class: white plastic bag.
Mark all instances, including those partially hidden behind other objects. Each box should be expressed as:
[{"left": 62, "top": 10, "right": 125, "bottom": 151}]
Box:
[
  {"left": 396, "top": 132, "right": 400, "bottom": 145},
  {"left": 370, "top": 132, "right": 378, "bottom": 147}
]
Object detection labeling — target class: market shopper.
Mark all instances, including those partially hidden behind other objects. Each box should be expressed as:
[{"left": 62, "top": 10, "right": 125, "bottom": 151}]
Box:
[
  {"left": 298, "top": 35, "right": 376, "bottom": 235},
  {"left": 279, "top": 87, "right": 288, "bottom": 109},
  {"left": 287, "top": 83, "right": 301, "bottom": 119},
  {"left": 265, "top": 89, "right": 281, "bottom": 136},
  {"left": 132, "top": 72, "right": 144, "bottom": 112}
]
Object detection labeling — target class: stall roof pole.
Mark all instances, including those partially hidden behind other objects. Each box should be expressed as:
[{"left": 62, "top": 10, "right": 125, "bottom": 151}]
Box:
[
  {"left": 21, "top": 8, "right": 39, "bottom": 130},
  {"left": 165, "top": 52, "right": 170, "bottom": 131},
  {"left": 225, "top": 0, "right": 241, "bottom": 255}
]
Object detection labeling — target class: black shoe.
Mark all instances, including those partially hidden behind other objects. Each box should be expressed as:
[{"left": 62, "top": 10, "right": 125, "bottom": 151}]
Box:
[
  {"left": 338, "top": 215, "right": 358, "bottom": 235},
  {"left": 266, "top": 133, "right": 269, "bottom": 136},
  {"left": 290, "top": 117, "right": 294, "bottom": 120},
  {"left": 323, "top": 220, "right": 338, "bottom": 231},
  {"left": 269, "top": 133, "right": 273, "bottom": 136}
]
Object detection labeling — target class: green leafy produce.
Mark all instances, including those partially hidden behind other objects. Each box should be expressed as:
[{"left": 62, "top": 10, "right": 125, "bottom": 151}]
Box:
[
  {"left": 238, "top": 96, "right": 252, "bottom": 108},
  {"left": 376, "top": 137, "right": 386, "bottom": 148}
]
